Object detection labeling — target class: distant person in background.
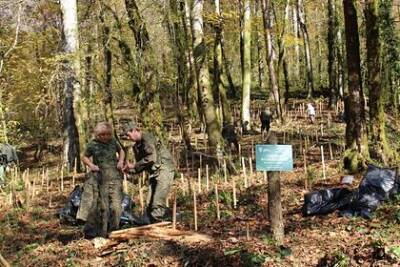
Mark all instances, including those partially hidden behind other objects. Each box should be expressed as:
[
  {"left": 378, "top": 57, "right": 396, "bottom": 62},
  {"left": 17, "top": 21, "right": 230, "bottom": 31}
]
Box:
[
  {"left": 306, "top": 103, "right": 316, "bottom": 124},
  {"left": 260, "top": 107, "right": 272, "bottom": 138},
  {"left": 222, "top": 122, "right": 239, "bottom": 153}
]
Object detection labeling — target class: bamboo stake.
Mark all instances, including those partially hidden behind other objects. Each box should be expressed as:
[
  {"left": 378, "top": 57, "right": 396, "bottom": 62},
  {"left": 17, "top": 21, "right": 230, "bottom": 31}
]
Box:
[
  {"left": 197, "top": 168, "right": 201, "bottom": 193},
  {"left": 206, "top": 164, "right": 209, "bottom": 191},
  {"left": 223, "top": 159, "right": 227, "bottom": 183},
  {"left": 123, "top": 174, "right": 128, "bottom": 193},
  {"left": 303, "top": 148, "right": 308, "bottom": 190},
  {"left": 215, "top": 184, "right": 220, "bottom": 220},
  {"left": 238, "top": 143, "right": 242, "bottom": 158},
  {"left": 248, "top": 157, "right": 253, "bottom": 186},
  {"left": 60, "top": 166, "right": 64, "bottom": 192},
  {"left": 232, "top": 177, "right": 237, "bottom": 209},
  {"left": 321, "top": 145, "right": 326, "bottom": 180},
  {"left": 263, "top": 171, "right": 267, "bottom": 183},
  {"left": 320, "top": 124, "right": 324, "bottom": 136},
  {"left": 172, "top": 194, "right": 177, "bottom": 229},
  {"left": 242, "top": 157, "right": 248, "bottom": 188},
  {"left": 193, "top": 185, "right": 198, "bottom": 231},
  {"left": 329, "top": 143, "right": 334, "bottom": 160},
  {"left": 41, "top": 167, "right": 45, "bottom": 188},
  {"left": 139, "top": 178, "right": 144, "bottom": 213}
]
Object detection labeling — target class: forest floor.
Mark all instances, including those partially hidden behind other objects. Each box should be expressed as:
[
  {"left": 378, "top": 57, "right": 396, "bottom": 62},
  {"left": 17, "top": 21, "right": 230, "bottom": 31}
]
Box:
[{"left": 1, "top": 99, "right": 400, "bottom": 267}]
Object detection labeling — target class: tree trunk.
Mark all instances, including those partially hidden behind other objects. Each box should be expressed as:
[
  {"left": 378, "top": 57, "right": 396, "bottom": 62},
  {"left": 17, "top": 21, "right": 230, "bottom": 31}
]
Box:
[
  {"left": 124, "top": 0, "right": 163, "bottom": 136},
  {"left": 192, "top": 0, "right": 224, "bottom": 154},
  {"left": 342, "top": 0, "right": 369, "bottom": 173},
  {"left": 267, "top": 133, "right": 284, "bottom": 245},
  {"left": 241, "top": 0, "right": 252, "bottom": 131},
  {"left": 297, "top": 0, "right": 314, "bottom": 98},
  {"left": 273, "top": 0, "right": 290, "bottom": 106},
  {"left": 292, "top": 5, "right": 300, "bottom": 80},
  {"left": 167, "top": 0, "right": 193, "bottom": 151},
  {"left": 328, "top": 0, "right": 338, "bottom": 107},
  {"left": 99, "top": 4, "right": 115, "bottom": 124},
  {"left": 255, "top": 1, "right": 265, "bottom": 92},
  {"left": 60, "top": 0, "right": 81, "bottom": 171},
  {"left": 365, "top": 0, "right": 396, "bottom": 164},
  {"left": 214, "top": 0, "right": 233, "bottom": 125},
  {"left": 261, "top": 0, "right": 283, "bottom": 122}
]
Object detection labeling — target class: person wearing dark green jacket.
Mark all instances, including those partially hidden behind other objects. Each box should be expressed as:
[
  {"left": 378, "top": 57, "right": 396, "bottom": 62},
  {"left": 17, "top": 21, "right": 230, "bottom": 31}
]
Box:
[{"left": 122, "top": 122, "right": 175, "bottom": 224}]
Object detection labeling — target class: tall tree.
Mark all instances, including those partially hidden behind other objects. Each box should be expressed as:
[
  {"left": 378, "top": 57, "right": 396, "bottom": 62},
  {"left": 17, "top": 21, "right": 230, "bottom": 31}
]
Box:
[
  {"left": 59, "top": 0, "right": 81, "bottom": 170},
  {"left": 261, "top": 0, "right": 283, "bottom": 121},
  {"left": 98, "top": 3, "right": 115, "bottom": 123},
  {"left": 214, "top": 0, "right": 233, "bottom": 125},
  {"left": 166, "top": 0, "right": 193, "bottom": 151},
  {"left": 192, "top": 0, "right": 224, "bottom": 154},
  {"left": 297, "top": 0, "right": 314, "bottom": 98},
  {"left": 241, "top": 0, "right": 252, "bottom": 131},
  {"left": 342, "top": 0, "right": 369, "bottom": 172},
  {"left": 365, "top": 0, "right": 396, "bottom": 164},
  {"left": 327, "top": 0, "right": 338, "bottom": 107},
  {"left": 124, "top": 0, "right": 163, "bottom": 136}
]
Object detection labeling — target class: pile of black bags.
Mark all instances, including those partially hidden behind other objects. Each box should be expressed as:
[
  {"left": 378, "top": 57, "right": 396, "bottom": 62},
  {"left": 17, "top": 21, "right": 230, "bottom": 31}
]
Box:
[{"left": 302, "top": 165, "right": 400, "bottom": 219}]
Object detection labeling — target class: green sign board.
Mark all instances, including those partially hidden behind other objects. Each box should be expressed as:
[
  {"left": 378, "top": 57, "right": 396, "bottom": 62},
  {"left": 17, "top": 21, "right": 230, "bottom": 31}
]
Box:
[{"left": 256, "top": 145, "right": 293, "bottom": 171}]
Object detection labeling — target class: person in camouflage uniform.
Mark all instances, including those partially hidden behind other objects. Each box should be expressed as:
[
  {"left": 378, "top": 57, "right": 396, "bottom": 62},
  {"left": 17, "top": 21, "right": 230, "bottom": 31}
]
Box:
[
  {"left": 122, "top": 122, "right": 175, "bottom": 224},
  {"left": 80, "top": 122, "right": 125, "bottom": 237}
]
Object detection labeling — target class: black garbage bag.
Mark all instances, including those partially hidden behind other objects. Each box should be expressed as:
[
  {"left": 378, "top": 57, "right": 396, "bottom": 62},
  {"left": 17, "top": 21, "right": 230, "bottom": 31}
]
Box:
[
  {"left": 339, "top": 165, "right": 399, "bottom": 219},
  {"left": 302, "top": 188, "right": 354, "bottom": 216},
  {"left": 59, "top": 185, "right": 83, "bottom": 224},
  {"left": 120, "top": 194, "right": 136, "bottom": 226},
  {"left": 58, "top": 185, "right": 136, "bottom": 226}
]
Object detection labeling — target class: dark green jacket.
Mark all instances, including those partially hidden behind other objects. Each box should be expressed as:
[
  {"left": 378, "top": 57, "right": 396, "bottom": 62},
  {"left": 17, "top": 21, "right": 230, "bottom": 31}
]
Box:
[{"left": 132, "top": 133, "right": 174, "bottom": 174}]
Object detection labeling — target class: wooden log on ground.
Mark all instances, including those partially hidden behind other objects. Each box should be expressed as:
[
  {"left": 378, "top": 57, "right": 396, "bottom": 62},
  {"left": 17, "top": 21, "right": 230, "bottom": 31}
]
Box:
[{"left": 109, "top": 222, "right": 212, "bottom": 244}]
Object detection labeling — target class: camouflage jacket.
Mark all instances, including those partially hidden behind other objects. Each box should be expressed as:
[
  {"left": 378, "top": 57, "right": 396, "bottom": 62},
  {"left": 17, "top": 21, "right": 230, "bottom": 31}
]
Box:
[
  {"left": 84, "top": 138, "right": 122, "bottom": 169},
  {"left": 131, "top": 133, "right": 174, "bottom": 174}
]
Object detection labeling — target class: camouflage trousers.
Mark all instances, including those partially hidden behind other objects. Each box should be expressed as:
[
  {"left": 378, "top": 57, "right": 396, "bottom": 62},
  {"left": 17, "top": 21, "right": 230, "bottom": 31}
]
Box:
[
  {"left": 147, "top": 167, "right": 174, "bottom": 221},
  {"left": 77, "top": 168, "right": 123, "bottom": 237}
]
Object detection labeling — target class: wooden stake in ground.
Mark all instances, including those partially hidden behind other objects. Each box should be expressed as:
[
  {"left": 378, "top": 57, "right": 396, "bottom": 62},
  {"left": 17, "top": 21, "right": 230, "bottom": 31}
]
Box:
[
  {"left": 139, "top": 177, "right": 144, "bottom": 213},
  {"left": 329, "top": 143, "right": 334, "bottom": 160},
  {"left": 263, "top": 171, "right": 267, "bottom": 183},
  {"left": 266, "top": 133, "right": 284, "bottom": 245},
  {"left": 60, "top": 166, "right": 64, "bottom": 192},
  {"left": 242, "top": 157, "right": 248, "bottom": 188},
  {"left": 206, "top": 164, "right": 209, "bottom": 191},
  {"left": 232, "top": 177, "right": 237, "bottom": 209},
  {"left": 321, "top": 145, "right": 326, "bottom": 180},
  {"left": 193, "top": 185, "right": 198, "bottom": 231},
  {"left": 248, "top": 157, "right": 253, "bottom": 186},
  {"left": 123, "top": 174, "right": 128, "bottom": 193},
  {"left": 172, "top": 194, "right": 177, "bottom": 229},
  {"left": 197, "top": 168, "right": 201, "bottom": 193},
  {"left": 303, "top": 148, "right": 308, "bottom": 190},
  {"left": 223, "top": 159, "right": 227, "bottom": 183},
  {"left": 215, "top": 183, "right": 220, "bottom": 220}
]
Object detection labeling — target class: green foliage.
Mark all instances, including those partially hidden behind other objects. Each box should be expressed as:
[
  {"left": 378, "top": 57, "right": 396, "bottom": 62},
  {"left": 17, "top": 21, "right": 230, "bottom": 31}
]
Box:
[{"left": 330, "top": 251, "right": 350, "bottom": 267}]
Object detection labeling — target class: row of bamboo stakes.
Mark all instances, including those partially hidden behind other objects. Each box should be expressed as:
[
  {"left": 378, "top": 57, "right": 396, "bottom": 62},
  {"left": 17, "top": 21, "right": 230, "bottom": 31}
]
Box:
[{"left": 0, "top": 101, "right": 345, "bottom": 233}]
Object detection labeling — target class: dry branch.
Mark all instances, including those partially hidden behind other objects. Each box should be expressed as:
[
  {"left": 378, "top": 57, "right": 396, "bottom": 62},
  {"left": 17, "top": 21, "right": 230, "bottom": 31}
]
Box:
[{"left": 109, "top": 222, "right": 211, "bottom": 244}]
